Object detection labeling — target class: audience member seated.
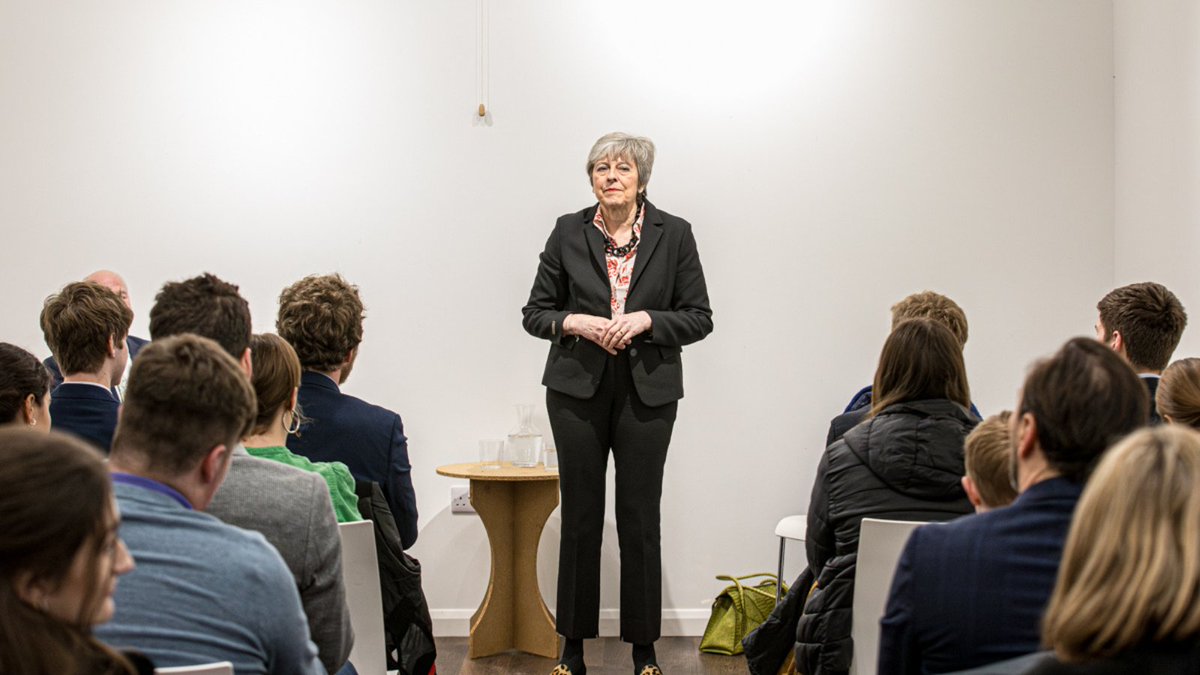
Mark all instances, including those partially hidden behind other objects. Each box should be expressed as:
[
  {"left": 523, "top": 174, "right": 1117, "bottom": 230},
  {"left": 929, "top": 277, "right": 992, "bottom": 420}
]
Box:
[
  {"left": 0, "top": 342, "right": 53, "bottom": 430},
  {"left": 278, "top": 273, "right": 419, "bottom": 549},
  {"left": 44, "top": 270, "right": 149, "bottom": 399},
  {"left": 40, "top": 281, "right": 133, "bottom": 452},
  {"left": 827, "top": 290, "right": 979, "bottom": 446},
  {"left": 0, "top": 429, "right": 148, "bottom": 674},
  {"left": 961, "top": 411, "right": 1017, "bottom": 512},
  {"left": 796, "top": 318, "right": 978, "bottom": 674},
  {"left": 147, "top": 273, "right": 354, "bottom": 674},
  {"left": 1156, "top": 357, "right": 1200, "bottom": 429},
  {"left": 245, "top": 333, "right": 362, "bottom": 522},
  {"left": 95, "top": 335, "right": 325, "bottom": 674},
  {"left": 878, "top": 338, "right": 1148, "bottom": 674},
  {"left": 1095, "top": 281, "right": 1188, "bottom": 424},
  {"left": 1028, "top": 426, "right": 1200, "bottom": 674}
]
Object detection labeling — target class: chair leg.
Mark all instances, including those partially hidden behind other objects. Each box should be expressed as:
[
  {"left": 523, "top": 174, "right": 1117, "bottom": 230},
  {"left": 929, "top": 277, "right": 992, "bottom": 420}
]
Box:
[{"left": 776, "top": 536, "right": 786, "bottom": 604}]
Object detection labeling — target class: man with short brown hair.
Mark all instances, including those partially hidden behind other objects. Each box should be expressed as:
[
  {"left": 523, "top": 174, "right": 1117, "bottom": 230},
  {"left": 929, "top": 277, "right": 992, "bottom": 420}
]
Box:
[
  {"left": 1096, "top": 281, "right": 1188, "bottom": 424},
  {"left": 149, "top": 272, "right": 253, "bottom": 373},
  {"left": 39, "top": 281, "right": 133, "bottom": 452},
  {"left": 278, "top": 273, "right": 419, "bottom": 548},
  {"left": 96, "top": 335, "right": 325, "bottom": 674},
  {"left": 43, "top": 270, "right": 150, "bottom": 395}
]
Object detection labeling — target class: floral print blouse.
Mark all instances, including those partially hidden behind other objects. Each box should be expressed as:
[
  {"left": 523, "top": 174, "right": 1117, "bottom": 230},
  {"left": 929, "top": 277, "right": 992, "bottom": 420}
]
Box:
[{"left": 592, "top": 204, "right": 645, "bottom": 316}]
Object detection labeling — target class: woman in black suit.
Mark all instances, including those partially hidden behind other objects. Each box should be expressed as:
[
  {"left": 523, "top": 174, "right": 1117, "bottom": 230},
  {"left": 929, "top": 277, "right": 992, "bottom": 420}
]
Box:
[{"left": 523, "top": 132, "right": 713, "bottom": 675}]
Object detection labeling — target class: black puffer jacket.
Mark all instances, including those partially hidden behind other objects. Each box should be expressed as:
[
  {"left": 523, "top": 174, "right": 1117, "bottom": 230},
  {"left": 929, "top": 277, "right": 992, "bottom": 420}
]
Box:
[{"left": 796, "top": 399, "right": 977, "bottom": 675}]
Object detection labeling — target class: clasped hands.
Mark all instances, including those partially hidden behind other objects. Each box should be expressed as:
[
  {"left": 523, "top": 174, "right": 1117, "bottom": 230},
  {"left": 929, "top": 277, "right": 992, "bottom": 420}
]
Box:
[{"left": 564, "top": 311, "right": 652, "bottom": 355}]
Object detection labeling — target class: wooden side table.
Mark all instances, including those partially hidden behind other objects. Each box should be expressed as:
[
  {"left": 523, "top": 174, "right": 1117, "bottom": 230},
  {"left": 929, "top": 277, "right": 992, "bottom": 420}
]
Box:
[{"left": 436, "top": 462, "right": 560, "bottom": 659}]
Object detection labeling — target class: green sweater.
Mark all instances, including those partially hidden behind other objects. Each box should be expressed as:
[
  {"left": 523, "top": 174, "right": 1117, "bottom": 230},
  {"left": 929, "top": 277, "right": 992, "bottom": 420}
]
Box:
[{"left": 245, "top": 445, "right": 362, "bottom": 522}]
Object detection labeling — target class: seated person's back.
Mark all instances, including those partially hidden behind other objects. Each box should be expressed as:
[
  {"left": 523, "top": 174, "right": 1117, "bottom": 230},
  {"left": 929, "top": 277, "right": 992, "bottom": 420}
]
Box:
[
  {"left": 144, "top": 275, "right": 355, "bottom": 673},
  {"left": 277, "top": 273, "right": 418, "bottom": 548},
  {"left": 799, "top": 319, "right": 977, "bottom": 674},
  {"left": 95, "top": 335, "right": 324, "bottom": 675},
  {"left": 878, "top": 338, "right": 1149, "bottom": 674},
  {"left": 241, "top": 332, "right": 361, "bottom": 523},
  {"left": 1028, "top": 427, "right": 1200, "bottom": 675},
  {"left": 40, "top": 281, "right": 133, "bottom": 452}
]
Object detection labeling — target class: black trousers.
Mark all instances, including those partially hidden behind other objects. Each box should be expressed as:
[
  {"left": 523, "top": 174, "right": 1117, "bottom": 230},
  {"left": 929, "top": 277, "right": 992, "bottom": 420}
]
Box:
[{"left": 546, "top": 350, "right": 677, "bottom": 644}]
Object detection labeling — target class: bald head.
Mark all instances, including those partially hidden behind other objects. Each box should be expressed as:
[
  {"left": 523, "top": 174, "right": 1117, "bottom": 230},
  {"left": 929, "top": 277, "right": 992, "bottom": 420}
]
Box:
[{"left": 84, "top": 270, "right": 132, "bottom": 313}]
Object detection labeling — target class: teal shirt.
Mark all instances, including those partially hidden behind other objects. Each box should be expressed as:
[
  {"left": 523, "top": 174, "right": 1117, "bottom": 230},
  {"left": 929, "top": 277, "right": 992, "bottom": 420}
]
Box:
[{"left": 246, "top": 445, "right": 363, "bottom": 522}]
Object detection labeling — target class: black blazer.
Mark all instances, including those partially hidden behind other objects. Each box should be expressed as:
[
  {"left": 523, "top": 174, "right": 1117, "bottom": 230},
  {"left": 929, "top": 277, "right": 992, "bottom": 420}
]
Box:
[{"left": 522, "top": 201, "right": 713, "bottom": 407}]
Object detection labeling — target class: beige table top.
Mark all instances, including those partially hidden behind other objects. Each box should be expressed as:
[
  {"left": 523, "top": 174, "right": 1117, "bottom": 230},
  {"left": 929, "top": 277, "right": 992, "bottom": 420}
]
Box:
[{"left": 436, "top": 462, "right": 560, "bottom": 482}]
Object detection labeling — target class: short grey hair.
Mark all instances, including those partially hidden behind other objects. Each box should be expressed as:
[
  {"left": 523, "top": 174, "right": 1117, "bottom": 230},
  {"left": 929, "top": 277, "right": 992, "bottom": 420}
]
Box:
[{"left": 586, "top": 132, "right": 656, "bottom": 192}]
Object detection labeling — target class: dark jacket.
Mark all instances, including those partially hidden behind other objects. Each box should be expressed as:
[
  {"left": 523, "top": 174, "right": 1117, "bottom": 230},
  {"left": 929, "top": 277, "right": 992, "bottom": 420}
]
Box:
[
  {"left": 878, "top": 478, "right": 1084, "bottom": 674},
  {"left": 289, "top": 371, "right": 419, "bottom": 549},
  {"left": 355, "top": 481, "right": 436, "bottom": 675},
  {"left": 1025, "top": 642, "right": 1200, "bottom": 675},
  {"left": 798, "top": 399, "right": 976, "bottom": 675},
  {"left": 49, "top": 382, "right": 120, "bottom": 453},
  {"left": 827, "top": 386, "right": 982, "bottom": 448},
  {"left": 521, "top": 200, "right": 713, "bottom": 407}
]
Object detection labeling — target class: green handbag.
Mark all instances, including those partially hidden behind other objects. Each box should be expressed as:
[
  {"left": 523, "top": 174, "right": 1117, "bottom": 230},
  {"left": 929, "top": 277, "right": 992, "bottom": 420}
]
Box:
[{"left": 699, "top": 572, "right": 788, "bottom": 655}]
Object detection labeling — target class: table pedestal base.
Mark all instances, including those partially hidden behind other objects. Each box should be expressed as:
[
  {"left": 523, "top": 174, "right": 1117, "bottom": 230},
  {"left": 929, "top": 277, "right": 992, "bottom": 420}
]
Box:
[{"left": 468, "top": 478, "right": 560, "bottom": 659}]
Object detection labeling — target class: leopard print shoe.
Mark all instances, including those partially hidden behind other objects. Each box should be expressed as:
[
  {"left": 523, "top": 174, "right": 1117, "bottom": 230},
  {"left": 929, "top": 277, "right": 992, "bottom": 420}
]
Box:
[
  {"left": 550, "top": 663, "right": 586, "bottom": 675},
  {"left": 637, "top": 665, "right": 663, "bottom": 675}
]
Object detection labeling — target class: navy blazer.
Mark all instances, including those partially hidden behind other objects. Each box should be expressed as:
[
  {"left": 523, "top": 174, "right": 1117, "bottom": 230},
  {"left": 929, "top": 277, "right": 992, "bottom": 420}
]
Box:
[
  {"left": 878, "top": 477, "right": 1084, "bottom": 674},
  {"left": 50, "top": 382, "right": 120, "bottom": 453},
  {"left": 522, "top": 200, "right": 713, "bottom": 407},
  {"left": 44, "top": 335, "right": 150, "bottom": 397},
  {"left": 287, "top": 371, "right": 418, "bottom": 549}
]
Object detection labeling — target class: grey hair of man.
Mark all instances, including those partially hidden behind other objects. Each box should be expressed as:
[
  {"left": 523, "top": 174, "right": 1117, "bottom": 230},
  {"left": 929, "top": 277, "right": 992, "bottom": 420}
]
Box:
[{"left": 585, "top": 132, "right": 656, "bottom": 195}]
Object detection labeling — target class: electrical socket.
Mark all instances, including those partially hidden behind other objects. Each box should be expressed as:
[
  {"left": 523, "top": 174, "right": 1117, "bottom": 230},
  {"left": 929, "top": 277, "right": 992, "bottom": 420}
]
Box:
[{"left": 450, "top": 486, "right": 475, "bottom": 514}]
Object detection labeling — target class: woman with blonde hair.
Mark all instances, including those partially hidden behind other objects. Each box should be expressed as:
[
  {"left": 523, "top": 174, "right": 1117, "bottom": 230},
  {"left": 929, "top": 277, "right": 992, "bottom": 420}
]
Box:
[
  {"left": 1030, "top": 425, "right": 1200, "bottom": 673},
  {"left": 1156, "top": 357, "right": 1200, "bottom": 429},
  {"left": 0, "top": 428, "right": 147, "bottom": 674}
]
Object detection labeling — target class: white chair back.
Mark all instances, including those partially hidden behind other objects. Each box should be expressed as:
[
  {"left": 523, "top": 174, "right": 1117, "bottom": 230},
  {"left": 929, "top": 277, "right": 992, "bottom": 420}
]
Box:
[
  {"left": 155, "top": 662, "right": 233, "bottom": 675},
  {"left": 340, "top": 519, "right": 387, "bottom": 675},
  {"left": 850, "top": 518, "right": 923, "bottom": 675}
]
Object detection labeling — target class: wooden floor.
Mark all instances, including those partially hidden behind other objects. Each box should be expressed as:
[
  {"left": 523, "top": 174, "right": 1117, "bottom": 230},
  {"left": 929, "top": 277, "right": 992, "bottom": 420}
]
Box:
[{"left": 435, "top": 637, "right": 750, "bottom": 675}]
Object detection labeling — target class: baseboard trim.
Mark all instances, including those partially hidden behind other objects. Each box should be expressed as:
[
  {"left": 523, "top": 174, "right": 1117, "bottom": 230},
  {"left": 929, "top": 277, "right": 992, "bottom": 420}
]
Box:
[{"left": 431, "top": 608, "right": 712, "bottom": 638}]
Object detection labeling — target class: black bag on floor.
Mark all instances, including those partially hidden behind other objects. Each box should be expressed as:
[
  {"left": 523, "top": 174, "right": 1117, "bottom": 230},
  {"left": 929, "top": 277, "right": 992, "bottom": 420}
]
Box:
[{"left": 355, "top": 480, "right": 437, "bottom": 675}]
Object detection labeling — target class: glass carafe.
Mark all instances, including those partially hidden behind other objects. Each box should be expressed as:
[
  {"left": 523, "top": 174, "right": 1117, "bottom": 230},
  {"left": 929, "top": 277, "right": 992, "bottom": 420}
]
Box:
[{"left": 507, "top": 404, "right": 544, "bottom": 468}]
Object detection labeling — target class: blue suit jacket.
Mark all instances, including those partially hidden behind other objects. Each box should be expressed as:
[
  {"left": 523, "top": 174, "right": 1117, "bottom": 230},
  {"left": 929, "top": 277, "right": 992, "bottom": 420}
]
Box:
[
  {"left": 287, "top": 371, "right": 418, "bottom": 548},
  {"left": 50, "top": 382, "right": 120, "bottom": 453},
  {"left": 878, "top": 477, "right": 1083, "bottom": 674},
  {"left": 44, "top": 335, "right": 149, "bottom": 397}
]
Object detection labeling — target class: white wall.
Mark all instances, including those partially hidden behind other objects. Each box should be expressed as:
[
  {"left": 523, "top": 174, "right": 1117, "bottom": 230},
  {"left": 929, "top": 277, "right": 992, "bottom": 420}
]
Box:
[
  {"left": 1114, "top": 0, "right": 1200, "bottom": 360},
  {"left": 0, "top": 0, "right": 1116, "bottom": 635}
]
